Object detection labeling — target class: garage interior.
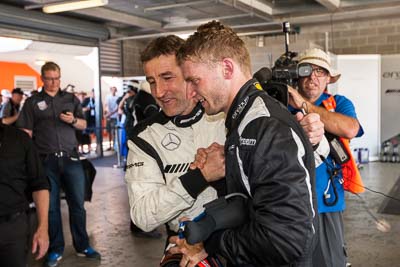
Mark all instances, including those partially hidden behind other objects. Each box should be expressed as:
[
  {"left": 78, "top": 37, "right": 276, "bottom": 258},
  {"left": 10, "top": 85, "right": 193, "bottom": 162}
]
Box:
[{"left": 0, "top": 1, "right": 399, "bottom": 266}]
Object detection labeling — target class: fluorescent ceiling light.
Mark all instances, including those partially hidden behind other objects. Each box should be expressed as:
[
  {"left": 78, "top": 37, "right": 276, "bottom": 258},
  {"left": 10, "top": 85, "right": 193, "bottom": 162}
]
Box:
[
  {"left": 0, "top": 37, "right": 32, "bottom": 53},
  {"left": 43, "top": 0, "right": 108, "bottom": 14}
]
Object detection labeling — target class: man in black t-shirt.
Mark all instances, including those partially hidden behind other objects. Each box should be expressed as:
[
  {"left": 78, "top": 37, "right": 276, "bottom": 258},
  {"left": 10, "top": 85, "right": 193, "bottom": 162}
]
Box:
[{"left": 0, "top": 124, "right": 50, "bottom": 267}]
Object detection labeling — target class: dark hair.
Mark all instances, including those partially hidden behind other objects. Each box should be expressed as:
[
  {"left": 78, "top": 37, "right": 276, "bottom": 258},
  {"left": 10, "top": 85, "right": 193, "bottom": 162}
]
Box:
[
  {"left": 127, "top": 85, "right": 138, "bottom": 93},
  {"left": 140, "top": 35, "right": 185, "bottom": 63},
  {"left": 12, "top": 87, "right": 24, "bottom": 95},
  {"left": 41, "top": 61, "right": 61, "bottom": 76},
  {"left": 177, "top": 21, "right": 251, "bottom": 75}
]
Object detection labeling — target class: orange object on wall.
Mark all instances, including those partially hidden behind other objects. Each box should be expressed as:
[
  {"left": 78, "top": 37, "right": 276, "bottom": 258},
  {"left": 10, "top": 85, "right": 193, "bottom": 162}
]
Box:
[{"left": 0, "top": 61, "right": 42, "bottom": 91}]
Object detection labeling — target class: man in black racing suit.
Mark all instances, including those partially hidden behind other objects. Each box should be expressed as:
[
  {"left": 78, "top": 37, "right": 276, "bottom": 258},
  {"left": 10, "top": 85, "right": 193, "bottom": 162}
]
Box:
[{"left": 169, "top": 21, "right": 319, "bottom": 267}]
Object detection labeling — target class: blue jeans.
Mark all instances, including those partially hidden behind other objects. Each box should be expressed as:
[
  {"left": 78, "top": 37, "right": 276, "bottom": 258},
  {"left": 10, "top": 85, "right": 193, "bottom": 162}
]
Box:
[{"left": 44, "top": 155, "right": 89, "bottom": 254}]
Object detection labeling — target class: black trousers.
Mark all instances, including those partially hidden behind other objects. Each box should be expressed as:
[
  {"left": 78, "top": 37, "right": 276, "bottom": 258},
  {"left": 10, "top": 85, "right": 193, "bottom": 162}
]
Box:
[{"left": 0, "top": 212, "right": 28, "bottom": 267}]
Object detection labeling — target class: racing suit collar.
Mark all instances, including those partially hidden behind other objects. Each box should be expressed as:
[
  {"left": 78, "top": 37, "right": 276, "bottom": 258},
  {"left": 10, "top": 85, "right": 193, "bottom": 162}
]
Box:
[
  {"left": 225, "top": 78, "right": 259, "bottom": 131},
  {"left": 172, "top": 102, "right": 204, "bottom": 128}
]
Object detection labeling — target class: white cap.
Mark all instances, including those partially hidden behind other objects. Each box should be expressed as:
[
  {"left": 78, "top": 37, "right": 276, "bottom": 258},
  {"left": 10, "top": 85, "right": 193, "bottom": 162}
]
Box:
[{"left": 1, "top": 89, "right": 11, "bottom": 98}]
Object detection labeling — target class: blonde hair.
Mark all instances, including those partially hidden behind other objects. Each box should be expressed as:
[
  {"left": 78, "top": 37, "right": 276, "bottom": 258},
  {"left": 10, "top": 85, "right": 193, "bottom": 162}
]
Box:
[{"left": 177, "top": 21, "right": 251, "bottom": 75}]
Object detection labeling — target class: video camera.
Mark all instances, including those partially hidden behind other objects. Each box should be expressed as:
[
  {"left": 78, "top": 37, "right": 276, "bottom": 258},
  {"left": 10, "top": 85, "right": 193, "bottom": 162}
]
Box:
[{"left": 253, "top": 22, "right": 312, "bottom": 106}]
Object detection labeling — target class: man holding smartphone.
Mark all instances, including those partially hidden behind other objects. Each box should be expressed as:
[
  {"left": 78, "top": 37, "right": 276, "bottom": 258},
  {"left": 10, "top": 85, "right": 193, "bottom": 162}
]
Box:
[{"left": 16, "top": 61, "right": 101, "bottom": 267}]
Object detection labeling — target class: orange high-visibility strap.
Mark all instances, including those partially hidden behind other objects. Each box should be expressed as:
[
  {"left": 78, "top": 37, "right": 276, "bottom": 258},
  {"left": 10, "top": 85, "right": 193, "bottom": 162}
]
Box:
[{"left": 322, "top": 96, "right": 365, "bottom": 194}]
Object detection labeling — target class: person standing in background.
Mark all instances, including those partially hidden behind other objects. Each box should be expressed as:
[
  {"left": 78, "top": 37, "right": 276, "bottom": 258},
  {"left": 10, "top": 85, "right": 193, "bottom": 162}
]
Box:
[
  {"left": 104, "top": 86, "right": 119, "bottom": 150},
  {"left": 0, "top": 87, "right": 24, "bottom": 126},
  {"left": 82, "top": 89, "right": 96, "bottom": 134},
  {"left": 81, "top": 89, "right": 96, "bottom": 153},
  {"left": 16, "top": 61, "right": 101, "bottom": 267}
]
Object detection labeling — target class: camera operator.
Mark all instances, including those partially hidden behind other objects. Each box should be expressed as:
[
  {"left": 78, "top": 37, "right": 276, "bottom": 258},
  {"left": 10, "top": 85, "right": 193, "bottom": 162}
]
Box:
[{"left": 288, "top": 48, "right": 364, "bottom": 267}]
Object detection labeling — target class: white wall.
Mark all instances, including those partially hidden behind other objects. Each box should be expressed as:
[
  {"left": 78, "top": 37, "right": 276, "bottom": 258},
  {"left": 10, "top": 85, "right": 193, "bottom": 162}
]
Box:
[
  {"left": 0, "top": 40, "right": 97, "bottom": 93},
  {"left": 336, "top": 55, "right": 381, "bottom": 161},
  {"left": 380, "top": 55, "right": 400, "bottom": 142}
]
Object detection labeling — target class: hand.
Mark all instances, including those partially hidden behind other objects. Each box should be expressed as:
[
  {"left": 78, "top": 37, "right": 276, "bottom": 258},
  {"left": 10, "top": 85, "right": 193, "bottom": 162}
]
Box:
[
  {"left": 104, "top": 110, "right": 110, "bottom": 118},
  {"left": 190, "top": 143, "right": 225, "bottom": 182},
  {"left": 32, "top": 227, "right": 49, "bottom": 260},
  {"left": 287, "top": 86, "right": 308, "bottom": 110},
  {"left": 59, "top": 111, "right": 75, "bottom": 124},
  {"left": 296, "top": 112, "right": 325, "bottom": 145},
  {"left": 190, "top": 143, "right": 224, "bottom": 169},
  {"left": 190, "top": 147, "right": 207, "bottom": 169},
  {"left": 168, "top": 236, "right": 208, "bottom": 267}
]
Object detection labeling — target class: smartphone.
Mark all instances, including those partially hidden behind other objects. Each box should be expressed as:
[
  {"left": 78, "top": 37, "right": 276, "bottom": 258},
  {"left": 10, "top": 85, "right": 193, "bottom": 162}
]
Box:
[{"left": 62, "top": 109, "right": 70, "bottom": 114}]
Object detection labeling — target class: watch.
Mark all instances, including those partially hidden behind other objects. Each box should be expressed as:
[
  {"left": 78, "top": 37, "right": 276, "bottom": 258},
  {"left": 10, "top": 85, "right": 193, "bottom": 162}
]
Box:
[{"left": 71, "top": 118, "right": 78, "bottom": 125}]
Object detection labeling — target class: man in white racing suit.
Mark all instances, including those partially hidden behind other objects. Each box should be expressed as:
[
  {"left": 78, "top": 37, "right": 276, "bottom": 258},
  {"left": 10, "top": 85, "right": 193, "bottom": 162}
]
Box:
[{"left": 124, "top": 35, "right": 226, "bottom": 236}]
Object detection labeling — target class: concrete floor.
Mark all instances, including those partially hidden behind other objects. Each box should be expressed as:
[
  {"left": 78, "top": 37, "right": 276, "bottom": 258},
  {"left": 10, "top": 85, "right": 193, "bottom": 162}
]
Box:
[{"left": 30, "top": 155, "right": 400, "bottom": 267}]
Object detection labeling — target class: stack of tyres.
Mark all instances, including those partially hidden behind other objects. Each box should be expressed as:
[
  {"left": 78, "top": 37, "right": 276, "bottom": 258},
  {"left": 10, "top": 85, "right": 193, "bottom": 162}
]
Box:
[
  {"left": 381, "top": 142, "right": 392, "bottom": 162},
  {"left": 380, "top": 135, "right": 400, "bottom": 163}
]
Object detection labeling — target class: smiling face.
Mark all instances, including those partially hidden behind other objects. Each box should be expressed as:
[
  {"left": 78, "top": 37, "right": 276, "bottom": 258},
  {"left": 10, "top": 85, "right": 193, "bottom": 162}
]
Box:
[
  {"left": 298, "top": 63, "right": 331, "bottom": 103},
  {"left": 143, "top": 54, "right": 196, "bottom": 117},
  {"left": 182, "top": 60, "right": 228, "bottom": 115}
]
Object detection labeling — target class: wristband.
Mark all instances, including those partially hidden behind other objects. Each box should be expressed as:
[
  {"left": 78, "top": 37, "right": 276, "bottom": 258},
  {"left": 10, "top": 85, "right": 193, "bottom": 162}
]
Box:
[{"left": 71, "top": 118, "right": 78, "bottom": 125}]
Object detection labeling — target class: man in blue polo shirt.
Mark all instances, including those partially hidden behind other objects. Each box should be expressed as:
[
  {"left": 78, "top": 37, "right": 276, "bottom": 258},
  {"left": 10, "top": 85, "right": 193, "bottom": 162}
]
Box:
[{"left": 288, "top": 48, "right": 364, "bottom": 267}]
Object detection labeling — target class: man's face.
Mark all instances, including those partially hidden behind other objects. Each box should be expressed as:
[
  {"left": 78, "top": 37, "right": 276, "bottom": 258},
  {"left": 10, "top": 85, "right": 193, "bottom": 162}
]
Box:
[
  {"left": 11, "top": 93, "right": 23, "bottom": 105},
  {"left": 182, "top": 60, "right": 227, "bottom": 115},
  {"left": 110, "top": 87, "right": 117, "bottom": 95},
  {"left": 144, "top": 54, "right": 195, "bottom": 117},
  {"left": 298, "top": 64, "right": 331, "bottom": 102},
  {"left": 41, "top": 69, "right": 61, "bottom": 93}
]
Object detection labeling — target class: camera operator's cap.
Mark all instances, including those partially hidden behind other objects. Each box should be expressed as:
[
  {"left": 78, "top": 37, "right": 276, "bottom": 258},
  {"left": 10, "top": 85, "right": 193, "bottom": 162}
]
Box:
[{"left": 298, "top": 48, "right": 341, "bottom": 84}]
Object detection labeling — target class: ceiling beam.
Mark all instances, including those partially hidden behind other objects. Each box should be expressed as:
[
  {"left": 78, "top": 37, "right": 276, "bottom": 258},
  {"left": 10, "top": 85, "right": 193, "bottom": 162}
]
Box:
[
  {"left": 315, "top": 0, "right": 341, "bottom": 11},
  {"left": 288, "top": 3, "right": 400, "bottom": 25},
  {"left": 111, "top": 2, "right": 400, "bottom": 41},
  {"left": 0, "top": 3, "right": 109, "bottom": 41},
  {"left": 73, "top": 7, "right": 162, "bottom": 30},
  {"left": 237, "top": 0, "right": 273, "bottom": 15},
  {"left": 163, "top": 14, "right": 251, "bottom": 29},
  {"left": 219, "top": 0, "right": 272, "bottom": 21},
  {"left": 144, "top": 0, "right": 214, "bottom": 12},
  {"left": 111, "top": 27, "right": 283, "bottom": 41}
]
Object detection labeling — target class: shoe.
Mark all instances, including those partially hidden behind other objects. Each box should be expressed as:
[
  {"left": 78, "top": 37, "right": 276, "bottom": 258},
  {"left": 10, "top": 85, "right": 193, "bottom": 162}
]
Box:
[
  {"left": 132, "top": 229, "right": 162, "bottom": 239},
  {"left": 76, "top": 246, "right": 101, "bottom": 260},
  {"left": 44, "top": 252, "right": 62, "bottom": 267}
]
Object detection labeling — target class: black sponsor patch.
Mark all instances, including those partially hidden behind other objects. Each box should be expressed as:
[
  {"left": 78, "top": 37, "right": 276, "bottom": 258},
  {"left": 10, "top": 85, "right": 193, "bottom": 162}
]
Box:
[{"left": 126, "top": 162, "right": 144, "bottom": 169}]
